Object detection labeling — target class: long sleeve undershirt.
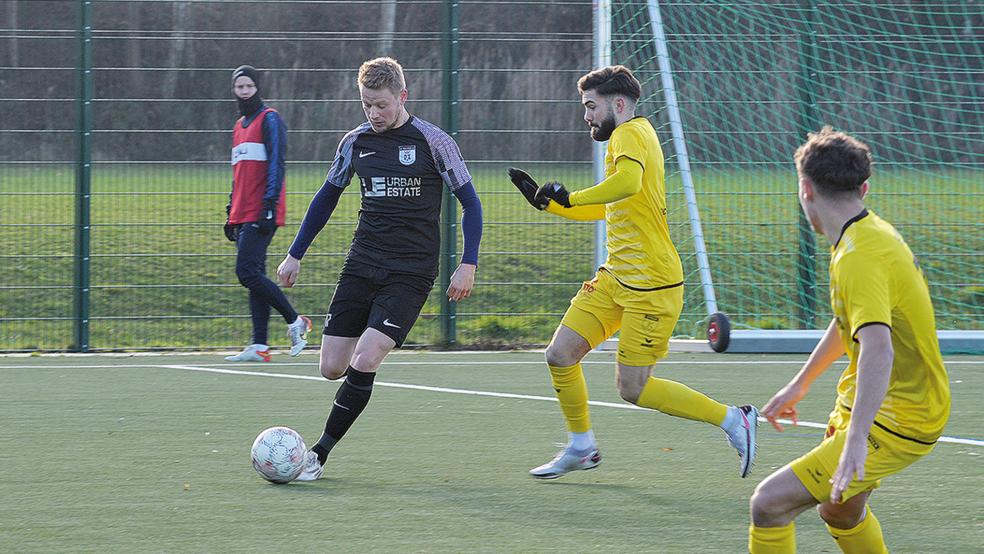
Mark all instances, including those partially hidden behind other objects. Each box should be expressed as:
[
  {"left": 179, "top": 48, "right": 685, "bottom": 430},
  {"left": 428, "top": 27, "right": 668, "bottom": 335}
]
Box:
[
  {"left": 288, "top": 180, "right": 482, "bottom": 266},
  {"left": 287, "top": 182, "right": 344, "bottom": 260},
  {"left": 453, "top": 182, "right": 483, "bottom": 266}
]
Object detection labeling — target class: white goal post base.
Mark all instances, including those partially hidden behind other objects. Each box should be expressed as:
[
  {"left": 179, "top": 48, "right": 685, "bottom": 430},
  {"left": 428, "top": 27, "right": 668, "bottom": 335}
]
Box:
[{"left": 599, "top": 331, "right": 984, "bottom": 355}]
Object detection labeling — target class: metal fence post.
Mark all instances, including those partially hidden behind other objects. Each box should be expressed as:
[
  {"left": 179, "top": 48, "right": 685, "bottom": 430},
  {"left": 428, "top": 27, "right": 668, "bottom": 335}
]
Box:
[
  {"left": 794, "top": 0, "right": 820, "bottom": 329},
  {"left": 440, "top": 0, "right": 460, "bottom": 346},
  {"left": 74, "top": 0, "right": 93, "bottom": 352}
]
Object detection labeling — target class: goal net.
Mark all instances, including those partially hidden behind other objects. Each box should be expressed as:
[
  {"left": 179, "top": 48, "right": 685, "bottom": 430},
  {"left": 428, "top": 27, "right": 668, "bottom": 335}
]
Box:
[{"left": 606, "top": 1, "right": 982, "bottom": 351}]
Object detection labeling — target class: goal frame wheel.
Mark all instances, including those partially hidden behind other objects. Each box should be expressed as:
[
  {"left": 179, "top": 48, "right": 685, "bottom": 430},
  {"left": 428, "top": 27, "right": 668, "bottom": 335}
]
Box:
[{"left": 706, "top": 312, "right": 731, "bottom": 353}]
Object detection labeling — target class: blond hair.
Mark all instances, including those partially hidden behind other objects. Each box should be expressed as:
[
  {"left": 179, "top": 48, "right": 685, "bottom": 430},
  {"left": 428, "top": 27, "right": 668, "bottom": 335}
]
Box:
[{"left": 358, "top": 57, "right": 406, "bottom": 95}]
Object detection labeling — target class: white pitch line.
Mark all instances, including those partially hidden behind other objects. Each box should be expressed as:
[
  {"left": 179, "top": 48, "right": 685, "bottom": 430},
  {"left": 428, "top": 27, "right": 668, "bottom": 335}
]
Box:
[
  {"left": 3, "top": 361, "right": 980, "bottom": 446},
  {"left": 10, "top": 359, "right": 983, "bottom": 370},
  {"left": 160, "top": 364, "right": 984, "bottom": 448}
]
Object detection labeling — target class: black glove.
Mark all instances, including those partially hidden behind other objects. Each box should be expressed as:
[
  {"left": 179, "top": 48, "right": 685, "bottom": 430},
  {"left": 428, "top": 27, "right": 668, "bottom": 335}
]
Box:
[
  {"left": 535, "top": 181, "right": 572, "bottom": 208},
  {"left": 254, "top": 203, "right": 277, "bottom": 236},
  {"left": 223, "top": 222, "right": 238, "bottom": 242},
  {"left": 223, "top": 203, "right": 237, "bottom": 242},
  {"left": 508, "top": 167, "right": 548, "bottom": 210}
]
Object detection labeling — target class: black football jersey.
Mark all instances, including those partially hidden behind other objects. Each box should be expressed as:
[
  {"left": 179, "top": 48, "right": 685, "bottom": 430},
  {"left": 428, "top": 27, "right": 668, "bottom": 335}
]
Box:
[{"left": 324, "top": 116, "right": 471, "bottom": 278}]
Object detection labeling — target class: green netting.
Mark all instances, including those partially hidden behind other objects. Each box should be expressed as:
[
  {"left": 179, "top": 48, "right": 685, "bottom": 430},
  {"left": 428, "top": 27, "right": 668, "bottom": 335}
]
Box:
[
  {"left": 1, "top": 1, "right": 979, "bottom": 351},
  {"left": 612, "top": 1, "right": 982, "bottom": 333}
]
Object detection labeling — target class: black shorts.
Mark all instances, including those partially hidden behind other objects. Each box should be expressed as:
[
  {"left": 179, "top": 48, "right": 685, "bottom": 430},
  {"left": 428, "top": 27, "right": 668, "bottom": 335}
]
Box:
[{"left": 323, "top": 259, "right": 435, "bottom": 347}]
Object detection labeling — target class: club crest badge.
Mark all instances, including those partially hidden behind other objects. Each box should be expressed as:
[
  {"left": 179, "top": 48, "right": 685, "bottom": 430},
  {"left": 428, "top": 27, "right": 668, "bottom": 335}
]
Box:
[{"left": 399, "top": 145, "right": 416, "bottom": 166}]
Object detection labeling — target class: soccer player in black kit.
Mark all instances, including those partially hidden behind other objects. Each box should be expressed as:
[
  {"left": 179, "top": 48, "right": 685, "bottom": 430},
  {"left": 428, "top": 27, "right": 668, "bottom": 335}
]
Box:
[{"left": 277, "top": 57, "right": 483, "bottom": 480}]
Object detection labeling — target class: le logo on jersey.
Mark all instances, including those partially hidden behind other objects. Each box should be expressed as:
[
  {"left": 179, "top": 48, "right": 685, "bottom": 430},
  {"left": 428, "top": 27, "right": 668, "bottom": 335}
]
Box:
[
  {"left": 399, "top": 145, "right": 416, "bottom": 166},
  {"left": 361, "top": 176, "right": 423, "bottom": 198}
]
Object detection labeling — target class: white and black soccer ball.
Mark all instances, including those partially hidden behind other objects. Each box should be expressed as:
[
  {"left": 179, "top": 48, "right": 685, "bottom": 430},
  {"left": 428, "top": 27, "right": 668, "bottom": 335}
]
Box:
[{"left": 250, "top": 426, "right": 306, "bottom": 484}]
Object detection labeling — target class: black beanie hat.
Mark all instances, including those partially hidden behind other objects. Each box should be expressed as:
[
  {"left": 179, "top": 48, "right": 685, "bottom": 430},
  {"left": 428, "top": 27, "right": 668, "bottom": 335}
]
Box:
[
  {"left": 232, "top": 65, "right": 264, "bottom": 117},
  {"left": 232, "top": 65, "right": 260, "bottom": 91}
]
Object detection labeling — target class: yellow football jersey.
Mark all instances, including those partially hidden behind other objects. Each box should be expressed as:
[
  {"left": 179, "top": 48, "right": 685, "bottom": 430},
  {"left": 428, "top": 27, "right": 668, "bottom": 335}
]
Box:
[
  {"left": 829, "top": 210, "right": 950, "bottom": 443},
  {"left": 601, "top": 117, "right": 683, "bottom": 289}
]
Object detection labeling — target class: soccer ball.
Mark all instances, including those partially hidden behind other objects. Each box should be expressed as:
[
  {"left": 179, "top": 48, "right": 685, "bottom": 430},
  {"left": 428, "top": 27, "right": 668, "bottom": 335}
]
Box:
[{"left": 250, "top": 426, "right": 307, "bottom": 484}]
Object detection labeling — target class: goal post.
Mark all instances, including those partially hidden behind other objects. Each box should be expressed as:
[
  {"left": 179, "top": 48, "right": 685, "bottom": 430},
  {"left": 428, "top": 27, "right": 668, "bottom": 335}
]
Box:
[
  {"left": 604, "top": 1, "right": 983, "bottom": 353},
  {"left": 646, "top": 0, "right": 730, "bottom": 351}
]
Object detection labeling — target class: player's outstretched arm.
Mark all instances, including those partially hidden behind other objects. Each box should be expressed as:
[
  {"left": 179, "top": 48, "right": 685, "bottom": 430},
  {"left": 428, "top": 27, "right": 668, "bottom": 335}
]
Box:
[
  {"left": 762, "top": 318, "right": 846, "bottom": 431},
  {"left": 561, "top": 157, "right": 644, "bottom": 206},
  {"left": 507, "top": 168, "right": 604, "bottom": 220},
  {"left": 531, "top": 157, "right": 643, "bottom": 219},
  {"left": 279, "top": 180, "right": 345, "bottom": 288},
  {"left": 280, "top": 129, "right": 358, "bottom": 286}
]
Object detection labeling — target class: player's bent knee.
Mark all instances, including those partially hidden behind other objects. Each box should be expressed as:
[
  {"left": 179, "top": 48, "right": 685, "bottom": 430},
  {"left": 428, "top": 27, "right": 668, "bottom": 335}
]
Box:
[
  {"left": 817, "top": 500, "right": 864, "bottom": 529},
  {"left": 543, "top": 346, "right": 567, "bottom": 368},
  {"left": 319, "top": 351, "right": 349, "bottom": 380},
  {"left": 544, "top": 344, "right": 582, "bottom": 368},
  {"left": 319, "top": 360, "right": 347, "bottom": 381},
  {"left": 616, "top": 381, "right": 643, "bottom": 404},
  {"left": 750, "top": 486, "right": 789, "bottom": 527},
  {"left": 351, "top": 349, "right": 386, "bottom": 373},
  {"left": 235, "top": 267, "right": 261, "bottom": 288}
]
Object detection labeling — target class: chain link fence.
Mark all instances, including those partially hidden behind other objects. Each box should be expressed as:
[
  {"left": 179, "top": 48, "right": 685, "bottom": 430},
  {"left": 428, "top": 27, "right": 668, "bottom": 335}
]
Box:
[
  {"left": 2, "top": 1, "right": 980, "bottom": 351},
  {"left": 2, "top": 0, "right": 596, "bottom": 351}
]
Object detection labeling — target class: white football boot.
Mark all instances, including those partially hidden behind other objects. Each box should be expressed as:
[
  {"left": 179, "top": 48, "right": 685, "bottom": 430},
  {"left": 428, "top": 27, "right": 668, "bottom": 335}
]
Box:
[
  {"left": 295, "top": 450, "right": 325, "bottom": 481},
  {"left": 287, "top": 316, "right": 312, "bottom": 357},
  {"left": 723, "top": 404, "right": 759, "bottom": 478},
  {"left": 224, "top": 344, "right": 271, "bottom": 362},
  {"left": 529, "top": 445, "right": 602, "bottom": 479}
]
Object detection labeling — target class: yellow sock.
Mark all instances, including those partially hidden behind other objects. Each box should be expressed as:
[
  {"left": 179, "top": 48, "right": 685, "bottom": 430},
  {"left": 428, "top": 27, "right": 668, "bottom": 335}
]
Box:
[
  {"left": 636, "top": 377, "right": 729, "bottom": 426},
  {"left": 749, "top": 523, "right": 796, "bottom": 554},
  {"left": 827, "top": 506, "right": 888, "bottom": 554},
  {"left": 548, "top": 363, "right": 591, "bottom": 433}
]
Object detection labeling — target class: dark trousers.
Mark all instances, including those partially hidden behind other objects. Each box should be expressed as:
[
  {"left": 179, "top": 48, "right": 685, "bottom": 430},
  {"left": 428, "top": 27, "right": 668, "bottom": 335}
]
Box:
[{"left": 235, "top": 223, "right": 299, "bottom": 345}]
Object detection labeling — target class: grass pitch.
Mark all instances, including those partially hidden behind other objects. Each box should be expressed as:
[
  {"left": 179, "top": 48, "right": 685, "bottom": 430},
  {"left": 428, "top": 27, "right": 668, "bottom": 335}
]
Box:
[{"left": 2, "top": 351, "right": 981, "bottom": 552}]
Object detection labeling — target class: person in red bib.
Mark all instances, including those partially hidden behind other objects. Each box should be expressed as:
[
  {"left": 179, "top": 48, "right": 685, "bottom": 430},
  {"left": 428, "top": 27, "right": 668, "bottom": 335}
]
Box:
[{"left": 225, "top": 65, "right": 310, "bottom": 362}]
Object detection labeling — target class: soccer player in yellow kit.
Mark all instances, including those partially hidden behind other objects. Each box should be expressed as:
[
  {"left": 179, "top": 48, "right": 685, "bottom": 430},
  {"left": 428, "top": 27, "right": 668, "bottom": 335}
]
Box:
[
  {"left": 748, "top": 127, "right": 951, "bottom": 553},
  {"left": 509, "top": 65, "right": 758, "bottom": 480}
]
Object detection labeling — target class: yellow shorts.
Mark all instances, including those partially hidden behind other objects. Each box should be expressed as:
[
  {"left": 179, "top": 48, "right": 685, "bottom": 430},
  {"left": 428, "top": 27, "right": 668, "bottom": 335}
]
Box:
[
  {"left": 560, "top": 268, "right": 683, "bottom": 366},
  {"left": 790, "top": 406, "right": 937, "bottom": 503}
]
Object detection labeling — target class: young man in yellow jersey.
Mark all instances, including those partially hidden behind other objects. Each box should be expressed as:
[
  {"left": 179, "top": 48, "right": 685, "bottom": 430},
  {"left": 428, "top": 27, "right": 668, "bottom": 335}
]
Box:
[
  {"left": 509, "top": 65, "right": 758, "bottom": 480},
  {"left": 748, "top": 127, "right": 951, "bottom": 553}
]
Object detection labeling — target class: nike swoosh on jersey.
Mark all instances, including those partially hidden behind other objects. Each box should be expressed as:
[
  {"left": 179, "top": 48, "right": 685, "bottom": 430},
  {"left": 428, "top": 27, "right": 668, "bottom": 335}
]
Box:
[
  {"left": 359, "top": 151, "right": 376, "bottom": 158},
  {"left": 382, "top": 319, "right": 401, "bottom": 328}
]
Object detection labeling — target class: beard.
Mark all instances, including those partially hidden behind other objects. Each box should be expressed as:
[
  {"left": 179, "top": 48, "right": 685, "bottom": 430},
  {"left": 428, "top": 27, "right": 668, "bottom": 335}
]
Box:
[{"left": 590, "top": 113, "right": 617, "bottom": 142}]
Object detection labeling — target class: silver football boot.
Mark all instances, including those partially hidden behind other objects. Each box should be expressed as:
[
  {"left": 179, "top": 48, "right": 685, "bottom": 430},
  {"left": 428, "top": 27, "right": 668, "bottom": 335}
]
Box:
[
  {"left": 529, "top": 446, "right": 601, "bottom": 479},
  {"left": 294, "top": 450, "right": 325, "bottom": 481}
]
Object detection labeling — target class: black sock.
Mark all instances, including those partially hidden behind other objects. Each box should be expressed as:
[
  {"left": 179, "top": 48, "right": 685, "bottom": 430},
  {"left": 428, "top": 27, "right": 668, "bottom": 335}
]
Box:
[{"left": 312, "top": 366, "right": 375, "bottom": 464}]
